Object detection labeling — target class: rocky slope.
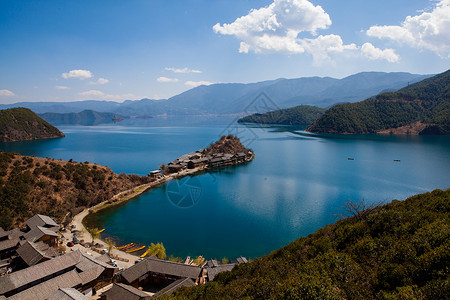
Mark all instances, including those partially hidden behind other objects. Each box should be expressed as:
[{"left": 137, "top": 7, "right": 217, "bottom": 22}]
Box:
[{"left": 0, "top": 151, "right": 152, "bottom": 230}]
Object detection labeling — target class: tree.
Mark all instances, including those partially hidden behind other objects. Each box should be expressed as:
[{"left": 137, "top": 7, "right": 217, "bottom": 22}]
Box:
[
  {"left": 105, "top": 237, "right": 115, "bottom": 257},
  {"left": 159, "top": 164, "right": 168, "bottom": 174},
  {"left": 88, "top": 227, "right": 100, "bottom": 244},
  {"left": 145, "top": 242, "right": 167, "bottom": 259}
]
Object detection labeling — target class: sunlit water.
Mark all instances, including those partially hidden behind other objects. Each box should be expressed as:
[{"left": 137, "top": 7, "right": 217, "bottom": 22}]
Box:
[{"left": 1, "top": 119, "right": 449, "bottom": 259}]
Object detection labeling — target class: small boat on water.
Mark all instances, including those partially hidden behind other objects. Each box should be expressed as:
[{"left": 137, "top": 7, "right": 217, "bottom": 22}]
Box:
[
  {"left": 140, "top": 247, "right": 152, "bottom": 258},
  {"left": 126, "top": 245, "right": 146, "bottom": 253},
  {"left": 394, "top": 159, "right": 401, "bottom": 162},
  {"left": 97, "top": 229, "right": 105, "bottom": 233},
  {"left": 348, "top": 158, "right": 354, "bottom": 160},
  {"left": 118, "top": 243, "right": 135, "bottom": 250}
]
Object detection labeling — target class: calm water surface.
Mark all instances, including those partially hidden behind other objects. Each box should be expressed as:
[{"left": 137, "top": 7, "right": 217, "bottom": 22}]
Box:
[{"left": 1, "top": 119, "right": 449, "bottom": 259}]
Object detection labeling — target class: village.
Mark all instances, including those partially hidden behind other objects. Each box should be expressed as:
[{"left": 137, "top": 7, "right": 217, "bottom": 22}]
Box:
[{"left": 0, "top": 213, "right": 249, "bottom": 299}]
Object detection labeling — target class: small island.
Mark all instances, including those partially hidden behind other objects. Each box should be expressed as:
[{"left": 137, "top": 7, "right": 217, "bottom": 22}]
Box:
[{"left": 164, "top": 135, "right": 254, "bottom": 174}]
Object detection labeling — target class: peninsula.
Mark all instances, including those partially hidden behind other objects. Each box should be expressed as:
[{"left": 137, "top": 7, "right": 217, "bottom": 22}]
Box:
[{"left": 0, "top": 107, "right": 65, "bottom": 142}]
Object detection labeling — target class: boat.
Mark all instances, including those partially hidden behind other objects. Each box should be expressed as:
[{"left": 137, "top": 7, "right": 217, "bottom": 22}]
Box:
[
  {"left": 97, "top": 229, "right": 105, "bottom": 233},
  {"left": 126, "top": 245, "right": 146, "bottom": 253},
  {"left": 394, "top": 159, "right": 401, "bottom": 162},
  {"left": 117, "top": 243, "right": 135, "bottom": 250},
  {"left": 140, "top": 247, "right": 152, "bottom": 258},
  {"left": 348, "top": 158, "right": 355, "bottom": 160}
]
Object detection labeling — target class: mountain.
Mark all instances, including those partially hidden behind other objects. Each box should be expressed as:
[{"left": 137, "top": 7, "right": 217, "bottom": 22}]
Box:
[
  {"left": 238, "top": 105, "right": 326, "bottom": 125},
  {"left": 0, "top": 72, "right": 431, "bottom": 116},
  {"left": 307, "top": 69, "right": 450, "bottom": 135},
  {"left": 39, "top": 110, "right": 127, "bottom": 126},
  {"left": 173, "top": 189, "right": 450, "bottom": 299},
  {"left": 0, "top": 107, "right": 65, "bottom": 142},
  {"left": 0, "top": 151, "right": 152, "bottom": 230}
]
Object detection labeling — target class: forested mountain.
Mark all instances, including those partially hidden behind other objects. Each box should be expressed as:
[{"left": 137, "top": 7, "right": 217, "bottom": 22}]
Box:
[
  {"left": 238, "top": 105, "right": 326, "bottom": 125},
  {"left": 0, "top": 72, "right": 430, "bottom": 116},
  {"left": 171, "top": 189, "right": 450, "bottom": 299},
  {"left": 40, "top": 110, "right": 126, "bottom": 126},
  {"left": 0, "top": 108, "right": 65, "bottom": 142},
  {"left": 307, "top": 69, "right": 450, "bottom": 135}
]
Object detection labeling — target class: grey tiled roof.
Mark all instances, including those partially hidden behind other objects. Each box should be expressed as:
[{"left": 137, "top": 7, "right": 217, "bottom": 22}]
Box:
[
  {"left": 206, "top": 264, "right": 236, "bottom": 281},
  {"left": 121, "top": 257, "right": 202, "bottom": 284},
  {"left": 26, "top": 214, "right": 58, "bottom": 230},
  {"left": 102, "top": 283, "right": 150, "bottom": 300},
  {"left": 24, "top": 226, "right": 59, "bottom": 242},
  {"left": 153, "top": 278, "right": 195, "bottom": 297},
  {"left": 7, "top": 270, "right": 83, "bottom": 300},
  {"left": 48, "top": 288, "right": 90, "bottom": 300}
]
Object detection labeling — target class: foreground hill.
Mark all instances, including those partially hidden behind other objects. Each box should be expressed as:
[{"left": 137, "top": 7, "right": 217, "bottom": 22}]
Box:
[
  {"left": 0, "top": 151, "right": 151, "bottom": 230},
  {"left": 0, "top": 107, "right": 65, "bottom": 142},
  {"left": 39, "top": 109, "right": 126, "bottom": 126},
  {"left": 172, "top": 189, "right": 449, "bottom": 299},
  {"left": 238, "top": 105, "right": 326, "bottom": 125},
  {"left": 307, "top": 69, "right": 450, "bottom": 135},
  {"left": 0, "top": 72, "right": 430, "bottom": 116}
]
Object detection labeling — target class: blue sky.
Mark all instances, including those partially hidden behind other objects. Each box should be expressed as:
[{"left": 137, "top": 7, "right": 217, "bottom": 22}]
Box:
[{"left": 0, "top": 0, "right": 449, "bottom": 103}]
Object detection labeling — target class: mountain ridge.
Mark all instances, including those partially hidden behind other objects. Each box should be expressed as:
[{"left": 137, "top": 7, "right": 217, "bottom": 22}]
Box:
[{"left": 0, "top": 72, "right": 432, "bottom": 116}]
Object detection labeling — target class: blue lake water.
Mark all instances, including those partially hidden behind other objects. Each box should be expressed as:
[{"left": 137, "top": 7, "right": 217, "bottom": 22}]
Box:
[{"left": 1, "top": 119, "right": 449, "bottom": 260}]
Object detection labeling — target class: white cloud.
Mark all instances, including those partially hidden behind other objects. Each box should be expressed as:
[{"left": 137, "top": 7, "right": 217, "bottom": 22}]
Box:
[
  {"left": 55, "top": 85, "right": 71, "bottom": 90},
  {"left": 361, "top": 43, "right": 400, "bottom": 62},
  {"left": 165, "top": 67, "right": 202, "bottom": 73},
  {"left": 79, "top": 90, "right": 105, "bottom": 97},
  {"left": 78, "top": 90, "right": 136, "bottom": 101},
  {"left": 62, "top": 69, "right": 93, "bottom": 80},
  {"left": 184, "top": 81, "right": 214, "bottom": 88},
  {"left": 0, "top": 89, "right": 15, "bottom": 97},
  {"left": 157, "top": 77, "right": 179, "bottom": 83},
  {"left": 213, "top": 0, "right": 358, "bottom": 63},
  {"left": 367, "top": 0, "right": 450, "bottom": 57},
  {"left": 89, "top": 77, "right": 109, "bottom": 85}
]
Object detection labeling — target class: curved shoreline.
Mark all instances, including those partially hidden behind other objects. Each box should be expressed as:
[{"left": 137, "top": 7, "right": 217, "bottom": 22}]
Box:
[{"left": 72, "top": 156, "right": 254, "bottom": 263}]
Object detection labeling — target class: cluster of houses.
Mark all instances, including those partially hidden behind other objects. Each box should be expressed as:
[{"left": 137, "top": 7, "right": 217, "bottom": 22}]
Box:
[
  {"left": 166, "top": 149, "right": 254, "bottom": 173},
  {"left": 0, "top": 214, "right": 248, "bottom": 299}
]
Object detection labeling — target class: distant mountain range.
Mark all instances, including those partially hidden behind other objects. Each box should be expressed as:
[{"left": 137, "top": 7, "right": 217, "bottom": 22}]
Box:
[
  {"left": 39, "top": 110, "right": 126, "bottom": 126},
  {"left": 0, "top": 72, "right": 431, "bottom": 117},
  {"left": 307, "top": 69, "right": 450, "bottom": 135}
]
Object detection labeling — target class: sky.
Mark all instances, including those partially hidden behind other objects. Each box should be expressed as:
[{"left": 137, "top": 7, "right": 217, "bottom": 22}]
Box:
[{"left": 0, "top": 0, "right": 449, "bottom": 104}]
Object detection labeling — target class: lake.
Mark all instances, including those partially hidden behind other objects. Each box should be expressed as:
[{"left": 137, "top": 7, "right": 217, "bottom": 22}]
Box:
[{"left": 1, "top": 118, "right": 449, "bottom": 260}]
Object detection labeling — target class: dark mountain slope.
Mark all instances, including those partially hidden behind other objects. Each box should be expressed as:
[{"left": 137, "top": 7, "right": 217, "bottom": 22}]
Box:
[{"left": 0, "top": 108, "right": 65, "bottom": 142}]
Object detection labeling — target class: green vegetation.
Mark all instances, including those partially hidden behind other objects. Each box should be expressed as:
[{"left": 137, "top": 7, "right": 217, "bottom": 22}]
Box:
[
  {"left": 144, "top": 242, "right": 167, "bottom": 260},
  {"left": 0, "top": 107, "right": 65, "bottom": 142},
  {"left": 39, "top": 110, "right": 126, "bottom": 126},
  {"left": 238, "top": 105, "right": 326, "bottom": 125},
  {"left": 307, "top": 69, "right": 450, "bottom": 134},
  {"left": 172, "top": 189, "right": 450, "bottom": 299},
  {"left": 0, "top": 151, "right": 151, "bottom": 230}
]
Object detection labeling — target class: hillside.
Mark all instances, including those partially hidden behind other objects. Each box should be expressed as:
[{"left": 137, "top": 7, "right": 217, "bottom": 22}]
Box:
[
  {"left": 39, "top": 110, "right": 126, "bottom": 126},
  {"left": 0, "top": 151, "right": 152, "bottom": 230},
  {"left": 307, "top": 69, "right": 450, "bottom": 135},
  {"left": 0, "top": 108, "right": 65, "bottom": 142},
  {"left": 171, "top": 189, "right": 450, "bottom": 299},
  {"left": 238, "top": 105, "right": 326, "bottom": 125},
  {"left": 0, "top": 72, "right": 430, "bottom": 116}
]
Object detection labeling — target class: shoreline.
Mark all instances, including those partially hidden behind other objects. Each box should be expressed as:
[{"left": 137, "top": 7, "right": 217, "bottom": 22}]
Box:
[{"left": 72, "top": 156, "right": 254, "bottom": 262}]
